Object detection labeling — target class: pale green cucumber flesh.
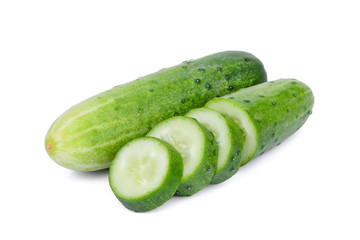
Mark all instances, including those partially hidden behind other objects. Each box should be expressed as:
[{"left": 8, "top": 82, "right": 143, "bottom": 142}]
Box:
[
  {"left": 186, "top": 107, "right": 244, "bottom": 184},
  {"left": 206, "top": 99, "right": 257, "bottom": 166},
  {"left": 207, "top": 78, "right": 314, "bottom": 165},
  {"left": 109, "top": 137, "right": 182, "bottom": 212},
  {"left": 147, "top": 116, "right": 217, "bottom": 196},
  {"left": 45, "top": 51, "right": 267, "bottom": 171}
]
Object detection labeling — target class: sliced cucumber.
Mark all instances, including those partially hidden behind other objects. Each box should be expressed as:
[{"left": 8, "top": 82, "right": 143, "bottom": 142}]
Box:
[
  {"left": 206, "top": 79, "right": 314, "bottom": 166},
  {"left": 206, "top": 100, "right": 257, "bottom": 166},
  {"left": 147, "top": 116, "right": 217, "bottom": 196},
  {"left": 109, "top": 137, "right": 183, "bottom": 212},
  {"left": 186, "top": 107, "right": 244, "bottom": 184}
]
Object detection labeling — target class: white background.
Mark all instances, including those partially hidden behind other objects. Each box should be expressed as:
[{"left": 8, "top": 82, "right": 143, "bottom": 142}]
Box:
[{"left": 1, "top": 0, "right": 359, "bottom": 239}]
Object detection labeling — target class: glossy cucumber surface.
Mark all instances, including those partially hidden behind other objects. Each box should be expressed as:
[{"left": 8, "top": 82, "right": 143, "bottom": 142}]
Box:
[
  {"left": 45, "top": 51, "right": 267, "bottom": 171},
  {"left": 206, "top": 79, "right": 314, "bottom": 165}
]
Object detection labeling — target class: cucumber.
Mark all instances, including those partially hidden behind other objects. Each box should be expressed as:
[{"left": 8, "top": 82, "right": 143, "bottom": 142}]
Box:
[
  {"left": 206, "top": 79, "right": 314, "bottom": 166},
  {"left": 109, "top": 137, "right": 183, "bottom": 212},
  {"left": 186, "top": 107, "right": 244, "bottom": 184},
  {"left": 147, "top": 116, "right": 218, "bottom": 196},
  {"left": 45, "top": 51, "right": 267, "bottom": 171}
]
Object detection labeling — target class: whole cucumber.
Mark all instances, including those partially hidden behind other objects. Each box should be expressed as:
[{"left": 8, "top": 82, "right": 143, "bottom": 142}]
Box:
[{"left": 45, "top": 51, "right": 267, "bottom": 171}]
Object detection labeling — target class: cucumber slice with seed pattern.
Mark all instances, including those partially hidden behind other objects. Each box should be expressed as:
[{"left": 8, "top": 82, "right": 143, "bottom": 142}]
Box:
[
  {"left": 109, "top": 137, "right": 183, "bottom": 212},
  {"left": 206, "top": 100, "right": 257, "bottom": 166},
  {"left": 186, "top": 107, "right": 244, "bottom": 184},
  {"left": 147, "top": 116, "right": 217, "bottom": 196}
]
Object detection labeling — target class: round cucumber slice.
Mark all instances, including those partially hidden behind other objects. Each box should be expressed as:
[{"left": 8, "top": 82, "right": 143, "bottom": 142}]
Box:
[
  {"left": 109, "top": 137, "right": 183, "bottom": 212},
  {"left": 147, "top": 116, "right": 217, "bottom": 196},
  {"left": 186, "top": 107, "right": 244, "bottom": 184},
  {"left": 206, "top": 99, "right": 257, "bottom": 166}
]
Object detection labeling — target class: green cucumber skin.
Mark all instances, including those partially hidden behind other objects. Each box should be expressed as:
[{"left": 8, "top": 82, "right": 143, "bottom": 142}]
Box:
[
  {"left": 45, "top": 51, "right": 267, "bottom": 171},
  {"left": 109, "top": 137, "right": 183, "bottom": 212},
  {"left": 174, "top": 119, "right": 218, "bottom": 196},
  {"left": 218, "top": 79, "right": 314, "bottom": 165},
  {"left": 210, "top": 115, "right": 244, "bottom": 184}
]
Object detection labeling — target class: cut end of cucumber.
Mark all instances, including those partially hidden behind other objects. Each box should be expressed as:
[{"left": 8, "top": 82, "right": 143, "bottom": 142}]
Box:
[
  {"left": 147, "top": 117, "right": 204, "bottom": 180},
  {"left": 206, "top": 99, "right": 257, "bottom": 165},
  {"left": 109, "top": 138, "right": 169, "bottom": 199}
]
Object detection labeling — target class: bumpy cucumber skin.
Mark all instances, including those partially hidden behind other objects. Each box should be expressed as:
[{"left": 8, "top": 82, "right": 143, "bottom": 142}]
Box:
[
  {"left": 218, "top": 79, "right": 314, "bottom": 165},
  {"left": 210, "top": 115, "right": 244, "bottom": 184},
  {"left": 45, "top": 51, "right": 267, "bottom": 171},
  {"left": 174, "top": 119, "right": 218, "bottom": 196},
  {"left": 109, "top": 137, "right": 183, "bottom": 212}
]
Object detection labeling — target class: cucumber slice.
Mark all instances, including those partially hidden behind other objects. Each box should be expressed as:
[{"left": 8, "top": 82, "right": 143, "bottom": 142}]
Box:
[
  {"left": 206, "top": 79, "right": 314, "bottom": 166},
  {"left": 147, "top": 116, "right": 217, "bottom": 196},
  {"left": 109, "top": 137, "right": 183, "bottom": 212},
  {"left": 186, "top": 107, "right": 244, "bottom": 184},
  {"left": 206, "top": 100, "right": 257, "bottom": 166}
]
